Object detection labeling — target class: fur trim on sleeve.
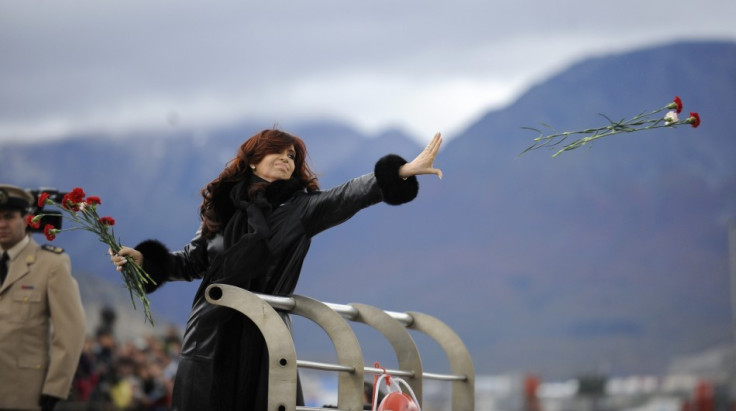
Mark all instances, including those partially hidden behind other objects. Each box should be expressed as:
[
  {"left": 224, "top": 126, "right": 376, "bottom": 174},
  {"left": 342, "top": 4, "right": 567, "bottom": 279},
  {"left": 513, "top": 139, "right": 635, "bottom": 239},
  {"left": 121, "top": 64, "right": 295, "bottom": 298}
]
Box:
[
  {"left": 374, "top": 154, "right": 419, "bottom": 205},
  {"left": 134, "top": 239, "right": 171, "bottom": 293}
]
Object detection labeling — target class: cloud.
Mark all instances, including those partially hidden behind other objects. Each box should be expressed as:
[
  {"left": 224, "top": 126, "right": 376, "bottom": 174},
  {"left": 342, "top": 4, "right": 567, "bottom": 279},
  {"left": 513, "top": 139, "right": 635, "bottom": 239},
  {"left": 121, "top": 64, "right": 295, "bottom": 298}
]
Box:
[{"left": 1, "top": 0, "right": 735, "bottom": 144}]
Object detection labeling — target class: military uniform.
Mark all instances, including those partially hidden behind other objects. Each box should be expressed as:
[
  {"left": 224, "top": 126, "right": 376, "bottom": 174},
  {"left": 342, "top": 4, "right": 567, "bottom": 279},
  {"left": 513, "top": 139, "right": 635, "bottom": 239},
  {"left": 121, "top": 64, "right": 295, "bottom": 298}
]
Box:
[{"left": 0, "top": 185, "right": 86, "bottom": 410}]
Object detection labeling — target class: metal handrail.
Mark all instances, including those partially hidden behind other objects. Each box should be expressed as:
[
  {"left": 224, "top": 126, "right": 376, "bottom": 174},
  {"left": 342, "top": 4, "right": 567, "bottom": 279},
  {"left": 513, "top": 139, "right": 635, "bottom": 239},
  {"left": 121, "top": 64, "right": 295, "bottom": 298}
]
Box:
[
  {"left": 256, "top": 293, "right": 414, "bottom": 326},
  {"left": 256, "top": 293, "right": 472, "bottom": 383},
  {"left": 296, "top": 360, "right": 467, "bottom": 382},
  {"left": 206, "top": 284, "right": 474, "bottom": 410}
]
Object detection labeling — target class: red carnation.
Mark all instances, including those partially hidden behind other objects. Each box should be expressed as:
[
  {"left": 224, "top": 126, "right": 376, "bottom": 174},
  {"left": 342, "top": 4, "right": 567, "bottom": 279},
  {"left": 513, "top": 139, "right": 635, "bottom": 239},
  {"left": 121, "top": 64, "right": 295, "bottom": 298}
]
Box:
[
  {"left": 37, "top": 192, "right": 50, "bottom": 208},
  {"left": 25, "top": 214, "right": 41, "bottom": 229},
  {"left": 673, "top": 96, "right": 683, "bottom": 114},
  {"left": 43, "top": 224, "right": 57, "bottom": 241},
  {"left": 99, "top": 216, "right": 116, "bottom": 226},
  {"left": 86, "top": 196, "right": 102, "bottom": 205},
  {"left": 61, "top": 188, "right": 86, "bottom": 212},
  {"left": 61, "top": 193, "right": 80, "bottom": 212},
  {"left": 687, "top": 112, "right": 701, "bottom": 128},
  {"left": 68, "top": 187, "right": 86, "bottom": 203}
]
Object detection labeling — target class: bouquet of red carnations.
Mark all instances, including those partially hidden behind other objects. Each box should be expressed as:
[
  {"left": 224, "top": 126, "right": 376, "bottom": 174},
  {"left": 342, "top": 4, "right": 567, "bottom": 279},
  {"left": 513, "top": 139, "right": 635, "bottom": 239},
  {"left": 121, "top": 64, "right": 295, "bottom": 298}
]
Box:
[
  {"left": 26, "top": 187, "right": 156, "bottom": 324},
  {"left": 521, "top": 96, "right": 701, "bottom": 157}
]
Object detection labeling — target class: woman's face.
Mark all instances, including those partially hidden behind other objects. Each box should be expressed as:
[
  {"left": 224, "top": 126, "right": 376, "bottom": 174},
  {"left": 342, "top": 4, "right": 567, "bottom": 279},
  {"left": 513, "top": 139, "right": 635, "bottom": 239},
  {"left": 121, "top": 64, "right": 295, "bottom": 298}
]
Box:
[{"left": 252, "top": 145, "right": 296, "bottom": 182}]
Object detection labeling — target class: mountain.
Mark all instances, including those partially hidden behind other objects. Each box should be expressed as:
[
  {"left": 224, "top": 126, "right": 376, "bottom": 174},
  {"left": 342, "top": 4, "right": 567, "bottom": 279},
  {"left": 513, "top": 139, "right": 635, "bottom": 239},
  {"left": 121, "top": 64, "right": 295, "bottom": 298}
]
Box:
[{"left": 1, "top": 40, "right": 734, "bottom": 380}]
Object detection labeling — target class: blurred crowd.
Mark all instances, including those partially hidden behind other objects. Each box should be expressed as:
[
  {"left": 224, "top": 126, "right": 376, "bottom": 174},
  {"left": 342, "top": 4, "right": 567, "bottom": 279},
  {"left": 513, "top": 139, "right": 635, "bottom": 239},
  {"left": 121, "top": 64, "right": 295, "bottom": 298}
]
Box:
[{"left": 58, "top": 308, "right": 182, "bottom": 411}]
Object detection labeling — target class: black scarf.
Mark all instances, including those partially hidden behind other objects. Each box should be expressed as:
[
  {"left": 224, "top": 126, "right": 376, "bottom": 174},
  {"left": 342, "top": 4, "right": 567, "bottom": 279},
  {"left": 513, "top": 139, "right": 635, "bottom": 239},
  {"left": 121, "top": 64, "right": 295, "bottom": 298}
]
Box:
[{"left": 208, "top": 175, "right": 304, "bottom": 288}]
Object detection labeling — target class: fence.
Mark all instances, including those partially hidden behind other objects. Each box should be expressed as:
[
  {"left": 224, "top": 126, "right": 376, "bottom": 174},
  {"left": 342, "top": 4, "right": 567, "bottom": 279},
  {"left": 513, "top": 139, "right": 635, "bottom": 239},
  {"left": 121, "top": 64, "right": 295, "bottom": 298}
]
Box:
[{"left": 205, "top": 283, "right": 475, "bottom": 411}]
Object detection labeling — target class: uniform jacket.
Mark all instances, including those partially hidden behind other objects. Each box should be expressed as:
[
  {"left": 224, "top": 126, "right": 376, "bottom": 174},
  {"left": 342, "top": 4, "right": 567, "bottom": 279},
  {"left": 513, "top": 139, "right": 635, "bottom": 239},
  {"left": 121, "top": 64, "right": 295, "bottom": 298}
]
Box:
[
  {"left": 0, "top": 236, "right": 86, "bottom": 410},
  {"left": 136, "top": 154, "right": 418, "bottom": 410}
]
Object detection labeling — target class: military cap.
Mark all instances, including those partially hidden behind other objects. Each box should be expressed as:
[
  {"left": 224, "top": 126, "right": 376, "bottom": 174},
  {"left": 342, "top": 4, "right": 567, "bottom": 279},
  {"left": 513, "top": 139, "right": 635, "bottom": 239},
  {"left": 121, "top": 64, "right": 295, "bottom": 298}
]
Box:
[{"left": 0, "top": 184, "right": 34, "bottom": 210}]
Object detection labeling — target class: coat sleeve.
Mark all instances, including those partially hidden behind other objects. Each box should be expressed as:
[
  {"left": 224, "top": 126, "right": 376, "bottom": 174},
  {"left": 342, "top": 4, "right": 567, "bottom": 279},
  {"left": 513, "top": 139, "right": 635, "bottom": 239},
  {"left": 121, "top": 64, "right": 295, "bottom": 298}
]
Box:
[
  {"left": 43, "top": 253, "right": 86, "bottom": 400},
  {"left": 135, "top": 230, "right": 211, "bottom": 293},
  {"left": 302, "top": 154, "right": 419, "bottom": 236}
]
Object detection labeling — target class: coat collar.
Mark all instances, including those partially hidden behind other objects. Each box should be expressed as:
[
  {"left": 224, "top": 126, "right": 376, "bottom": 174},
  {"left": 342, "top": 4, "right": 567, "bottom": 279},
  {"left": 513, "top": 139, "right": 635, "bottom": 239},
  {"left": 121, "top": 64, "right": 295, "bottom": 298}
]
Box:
[
  {"left": 0, "top": 236, "right": 38, "bottom": 293},
  {"left": 3, "top": 233, "right": 30, "bottom": 261}
]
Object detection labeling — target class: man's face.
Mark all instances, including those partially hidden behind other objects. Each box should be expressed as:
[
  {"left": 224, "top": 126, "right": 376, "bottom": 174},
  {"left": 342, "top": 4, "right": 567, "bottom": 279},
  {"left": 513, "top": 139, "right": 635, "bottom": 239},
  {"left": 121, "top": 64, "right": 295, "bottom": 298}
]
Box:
[{"left": 0, "top": 209, "right": 27, "bottom": 249}]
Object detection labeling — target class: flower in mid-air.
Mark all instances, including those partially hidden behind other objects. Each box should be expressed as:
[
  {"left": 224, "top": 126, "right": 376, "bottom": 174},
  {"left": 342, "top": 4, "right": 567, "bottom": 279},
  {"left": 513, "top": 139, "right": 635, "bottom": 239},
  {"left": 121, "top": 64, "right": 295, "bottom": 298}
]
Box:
[
  {"left": 522, "top": 95, "right": 702, "bottom": 157},
  {"left": 686, "top": 112, "right": 701, "bottom": 128},
  {"left": 667, "top": 96, "right": 683, "bottom": 114},
  {"left": 664, "top": 110, "right": 679, "bottom": 124}
]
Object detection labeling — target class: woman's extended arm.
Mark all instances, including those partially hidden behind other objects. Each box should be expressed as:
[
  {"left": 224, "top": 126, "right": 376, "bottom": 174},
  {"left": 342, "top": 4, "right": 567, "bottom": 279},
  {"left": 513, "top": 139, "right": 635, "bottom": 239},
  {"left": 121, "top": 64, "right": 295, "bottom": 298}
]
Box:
[{"left": 301, "top": 132, "right": 443, "bottom": 236}]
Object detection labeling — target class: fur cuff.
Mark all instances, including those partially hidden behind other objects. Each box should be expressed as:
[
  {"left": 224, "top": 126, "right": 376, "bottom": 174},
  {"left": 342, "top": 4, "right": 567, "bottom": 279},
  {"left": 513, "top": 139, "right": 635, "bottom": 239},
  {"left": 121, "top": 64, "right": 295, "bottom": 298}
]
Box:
[
  {"left": 135, "top": 239, "right": 171, "bottom": 293},
  {"left": 374, "top": 154, "right": 418, "bottom": 205}
]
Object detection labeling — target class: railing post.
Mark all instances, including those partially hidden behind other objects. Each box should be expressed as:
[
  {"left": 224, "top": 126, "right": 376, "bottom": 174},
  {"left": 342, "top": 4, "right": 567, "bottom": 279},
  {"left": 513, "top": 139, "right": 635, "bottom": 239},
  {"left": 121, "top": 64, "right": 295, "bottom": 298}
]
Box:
[
  {"left": 205, "top": 284, "right": 298, "bottom": 411},
  {"left": 408, "top": 311, "right": 475, "bottom": 411},
  {"left": 291, "top": 295, "right": 365, "bottom": 411},
  {"left": 350, "top": 303, "right": 424, "bottom": 406}
]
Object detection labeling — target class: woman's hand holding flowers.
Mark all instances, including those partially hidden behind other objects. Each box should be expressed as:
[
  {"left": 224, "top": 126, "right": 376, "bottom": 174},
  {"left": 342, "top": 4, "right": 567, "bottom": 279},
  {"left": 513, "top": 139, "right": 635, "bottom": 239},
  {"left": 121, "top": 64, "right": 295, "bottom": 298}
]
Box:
[{"left": 109, "top": 246, "right": 143, "bottom": 272}]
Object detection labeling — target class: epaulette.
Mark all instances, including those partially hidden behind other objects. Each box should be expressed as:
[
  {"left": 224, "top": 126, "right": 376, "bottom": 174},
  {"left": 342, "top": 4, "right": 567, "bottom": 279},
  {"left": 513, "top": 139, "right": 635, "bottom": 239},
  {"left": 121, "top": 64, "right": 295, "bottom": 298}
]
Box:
[{"left": 41, "top": 244, "right": 65, "bottom": 254}]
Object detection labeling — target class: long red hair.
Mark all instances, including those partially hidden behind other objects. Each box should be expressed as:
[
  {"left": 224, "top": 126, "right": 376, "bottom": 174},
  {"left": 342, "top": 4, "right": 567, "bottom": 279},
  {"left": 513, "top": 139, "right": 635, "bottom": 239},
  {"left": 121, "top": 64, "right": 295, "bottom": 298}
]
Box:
[{"left": 199, "top": 129, "right": 319, "bottom": 237}]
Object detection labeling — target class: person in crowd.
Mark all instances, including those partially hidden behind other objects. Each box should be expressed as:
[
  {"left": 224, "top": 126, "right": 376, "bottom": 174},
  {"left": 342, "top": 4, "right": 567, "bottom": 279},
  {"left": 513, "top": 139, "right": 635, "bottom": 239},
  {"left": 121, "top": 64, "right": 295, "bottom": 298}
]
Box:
[
  {"left": 0, "top": 184, "right": 86, "bottom": 410},
  {"left": 110, "top": 129, "right": 443, "bottom": 410}
]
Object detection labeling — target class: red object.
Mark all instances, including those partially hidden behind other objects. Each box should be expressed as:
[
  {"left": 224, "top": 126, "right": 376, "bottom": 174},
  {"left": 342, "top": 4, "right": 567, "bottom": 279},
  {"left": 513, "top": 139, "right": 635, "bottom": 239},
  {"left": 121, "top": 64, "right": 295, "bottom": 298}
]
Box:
[
  {"left": 693, "top": 380, "right": 714, "bottom": 411},
  {"left": 673, "top": 96, "right": 683, "bottom": 113},
  {"left": 25, "top": 215, "right": 41, "bottom": 229},
  {"left": 377, "top": 392, "right": 419, "bottom": 411},
  {"left": 524, "top": 374, "right": 542, "bottom": 411},
  {"left": 689, "top": 112, "right": 701, "bottom": 128},
  {"left": 61, "top": 187, "right": 86, "bottom": 211},
  {"left": 43, "top": 224, "right": 57, "bottom": 241},
  {"left": 99, "top": 216, "right": 116, "bottom": 226},
  {"left": 86, "top": 196, "right": 102, "bottom": 205},
  {"left": 37, "top": 192, "right": 49, "bottom": 207}
]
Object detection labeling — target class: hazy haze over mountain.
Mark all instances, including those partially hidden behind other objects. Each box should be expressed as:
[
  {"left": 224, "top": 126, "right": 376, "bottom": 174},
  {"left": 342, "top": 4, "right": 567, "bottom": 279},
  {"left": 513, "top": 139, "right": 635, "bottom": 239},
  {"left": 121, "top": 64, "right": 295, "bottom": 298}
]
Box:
[{"left": 1, "top": 40, "right": 735, "bottom": 379}]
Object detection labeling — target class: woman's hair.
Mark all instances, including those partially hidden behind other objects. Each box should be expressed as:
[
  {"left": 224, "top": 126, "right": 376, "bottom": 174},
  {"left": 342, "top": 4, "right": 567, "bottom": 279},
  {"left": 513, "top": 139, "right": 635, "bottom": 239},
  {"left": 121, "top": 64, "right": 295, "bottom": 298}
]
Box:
[{"left": 199, "top": 129, "right": 319, "bottom": 237}]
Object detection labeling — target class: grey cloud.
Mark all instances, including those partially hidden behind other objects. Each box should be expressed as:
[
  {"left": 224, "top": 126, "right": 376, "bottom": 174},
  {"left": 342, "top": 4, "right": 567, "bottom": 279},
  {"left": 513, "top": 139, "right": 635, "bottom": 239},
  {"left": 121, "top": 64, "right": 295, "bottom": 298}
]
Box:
[{"left": 1, "top": 0, "right": 734, "bottom": 142}]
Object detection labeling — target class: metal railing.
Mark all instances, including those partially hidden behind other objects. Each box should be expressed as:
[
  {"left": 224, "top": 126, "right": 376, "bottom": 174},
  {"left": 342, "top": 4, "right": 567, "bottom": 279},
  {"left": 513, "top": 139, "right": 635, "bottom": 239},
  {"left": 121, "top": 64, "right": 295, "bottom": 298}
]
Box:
[{"left": 205, "top": 284, "right": 475, "bottom": 411}]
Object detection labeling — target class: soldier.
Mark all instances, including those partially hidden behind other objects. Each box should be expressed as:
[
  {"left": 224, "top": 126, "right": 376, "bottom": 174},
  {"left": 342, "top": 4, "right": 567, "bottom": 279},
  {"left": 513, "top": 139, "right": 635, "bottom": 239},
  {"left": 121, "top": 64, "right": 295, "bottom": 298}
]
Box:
[{"left": 0, "top": 184, "right": 86, "bottom": 411}]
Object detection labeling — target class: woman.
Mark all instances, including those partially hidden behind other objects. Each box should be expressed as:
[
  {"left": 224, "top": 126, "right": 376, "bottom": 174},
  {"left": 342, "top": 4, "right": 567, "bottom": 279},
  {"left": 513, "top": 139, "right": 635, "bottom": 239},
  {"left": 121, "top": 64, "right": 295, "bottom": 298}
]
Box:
[{"left": 111, "top": 129, "right": 443, "bottom": 410}]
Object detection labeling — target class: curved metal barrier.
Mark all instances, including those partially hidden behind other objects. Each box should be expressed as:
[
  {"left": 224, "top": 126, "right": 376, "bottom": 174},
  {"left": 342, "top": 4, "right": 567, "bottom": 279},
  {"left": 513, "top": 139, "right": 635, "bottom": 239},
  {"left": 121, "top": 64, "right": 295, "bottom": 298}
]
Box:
[{"left": 205, "top": 283, "right": 475, "bottom": 411}]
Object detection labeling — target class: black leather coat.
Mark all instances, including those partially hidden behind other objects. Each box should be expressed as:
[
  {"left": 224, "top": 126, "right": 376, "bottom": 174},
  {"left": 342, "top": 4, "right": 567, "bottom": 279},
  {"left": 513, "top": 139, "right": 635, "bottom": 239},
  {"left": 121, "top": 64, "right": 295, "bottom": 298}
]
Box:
[{"left": 136, "top": 155, "right": 418, "bottom": 410}]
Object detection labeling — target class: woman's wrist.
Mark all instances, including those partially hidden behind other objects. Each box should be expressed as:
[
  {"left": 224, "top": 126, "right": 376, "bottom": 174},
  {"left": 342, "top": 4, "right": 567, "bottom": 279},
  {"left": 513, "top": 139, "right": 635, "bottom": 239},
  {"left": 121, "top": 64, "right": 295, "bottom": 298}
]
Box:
[
  {"left": 398, "top": 162, "right": 414, "bottom": 179},
  {"left": 374, "top": 154, "right": 418, "bottom": 205}
]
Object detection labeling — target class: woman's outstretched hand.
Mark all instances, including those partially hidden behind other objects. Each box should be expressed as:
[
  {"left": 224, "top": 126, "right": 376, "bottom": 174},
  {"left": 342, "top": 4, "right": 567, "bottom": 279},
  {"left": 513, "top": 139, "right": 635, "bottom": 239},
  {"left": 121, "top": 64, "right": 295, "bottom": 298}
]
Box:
[
  {"left": 399, "top": 132, "right": 443, "bottom": 179},
  {"left": 109, "top": 246, "right": 143, "bottom": 272}
]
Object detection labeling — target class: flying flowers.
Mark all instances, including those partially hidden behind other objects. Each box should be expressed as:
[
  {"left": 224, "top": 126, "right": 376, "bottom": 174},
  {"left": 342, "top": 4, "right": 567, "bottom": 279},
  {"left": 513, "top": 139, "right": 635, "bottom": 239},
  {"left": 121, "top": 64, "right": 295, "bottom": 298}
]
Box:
[
  {"left": 521, "top": 96, "right": 701, "bottom": 157},
  {"left": 28, "top": 188, "right": 156, "bottom": 324}
]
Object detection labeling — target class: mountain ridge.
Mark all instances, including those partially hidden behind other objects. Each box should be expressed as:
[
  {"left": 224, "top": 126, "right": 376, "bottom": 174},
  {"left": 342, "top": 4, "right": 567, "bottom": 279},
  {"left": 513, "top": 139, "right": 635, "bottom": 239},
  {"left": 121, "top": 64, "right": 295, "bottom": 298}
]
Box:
[{"left": 1, "top": 39, "right": 734, "bottom": 379}]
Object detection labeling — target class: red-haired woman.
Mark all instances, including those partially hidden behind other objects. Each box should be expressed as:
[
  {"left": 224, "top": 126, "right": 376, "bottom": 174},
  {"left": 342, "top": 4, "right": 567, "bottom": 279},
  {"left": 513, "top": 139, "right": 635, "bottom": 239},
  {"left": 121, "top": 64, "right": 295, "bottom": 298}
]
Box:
[{"left": 111, "top": 129, "right": 443, "bottom": 410}]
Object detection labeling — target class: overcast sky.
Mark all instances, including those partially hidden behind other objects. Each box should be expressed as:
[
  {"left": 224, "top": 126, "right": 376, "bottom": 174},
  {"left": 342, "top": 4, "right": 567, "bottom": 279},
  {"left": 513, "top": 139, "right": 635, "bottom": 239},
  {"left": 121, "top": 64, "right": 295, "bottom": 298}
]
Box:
[{"left": 1, "top": 0, "right": 735, "bottom": 145}]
